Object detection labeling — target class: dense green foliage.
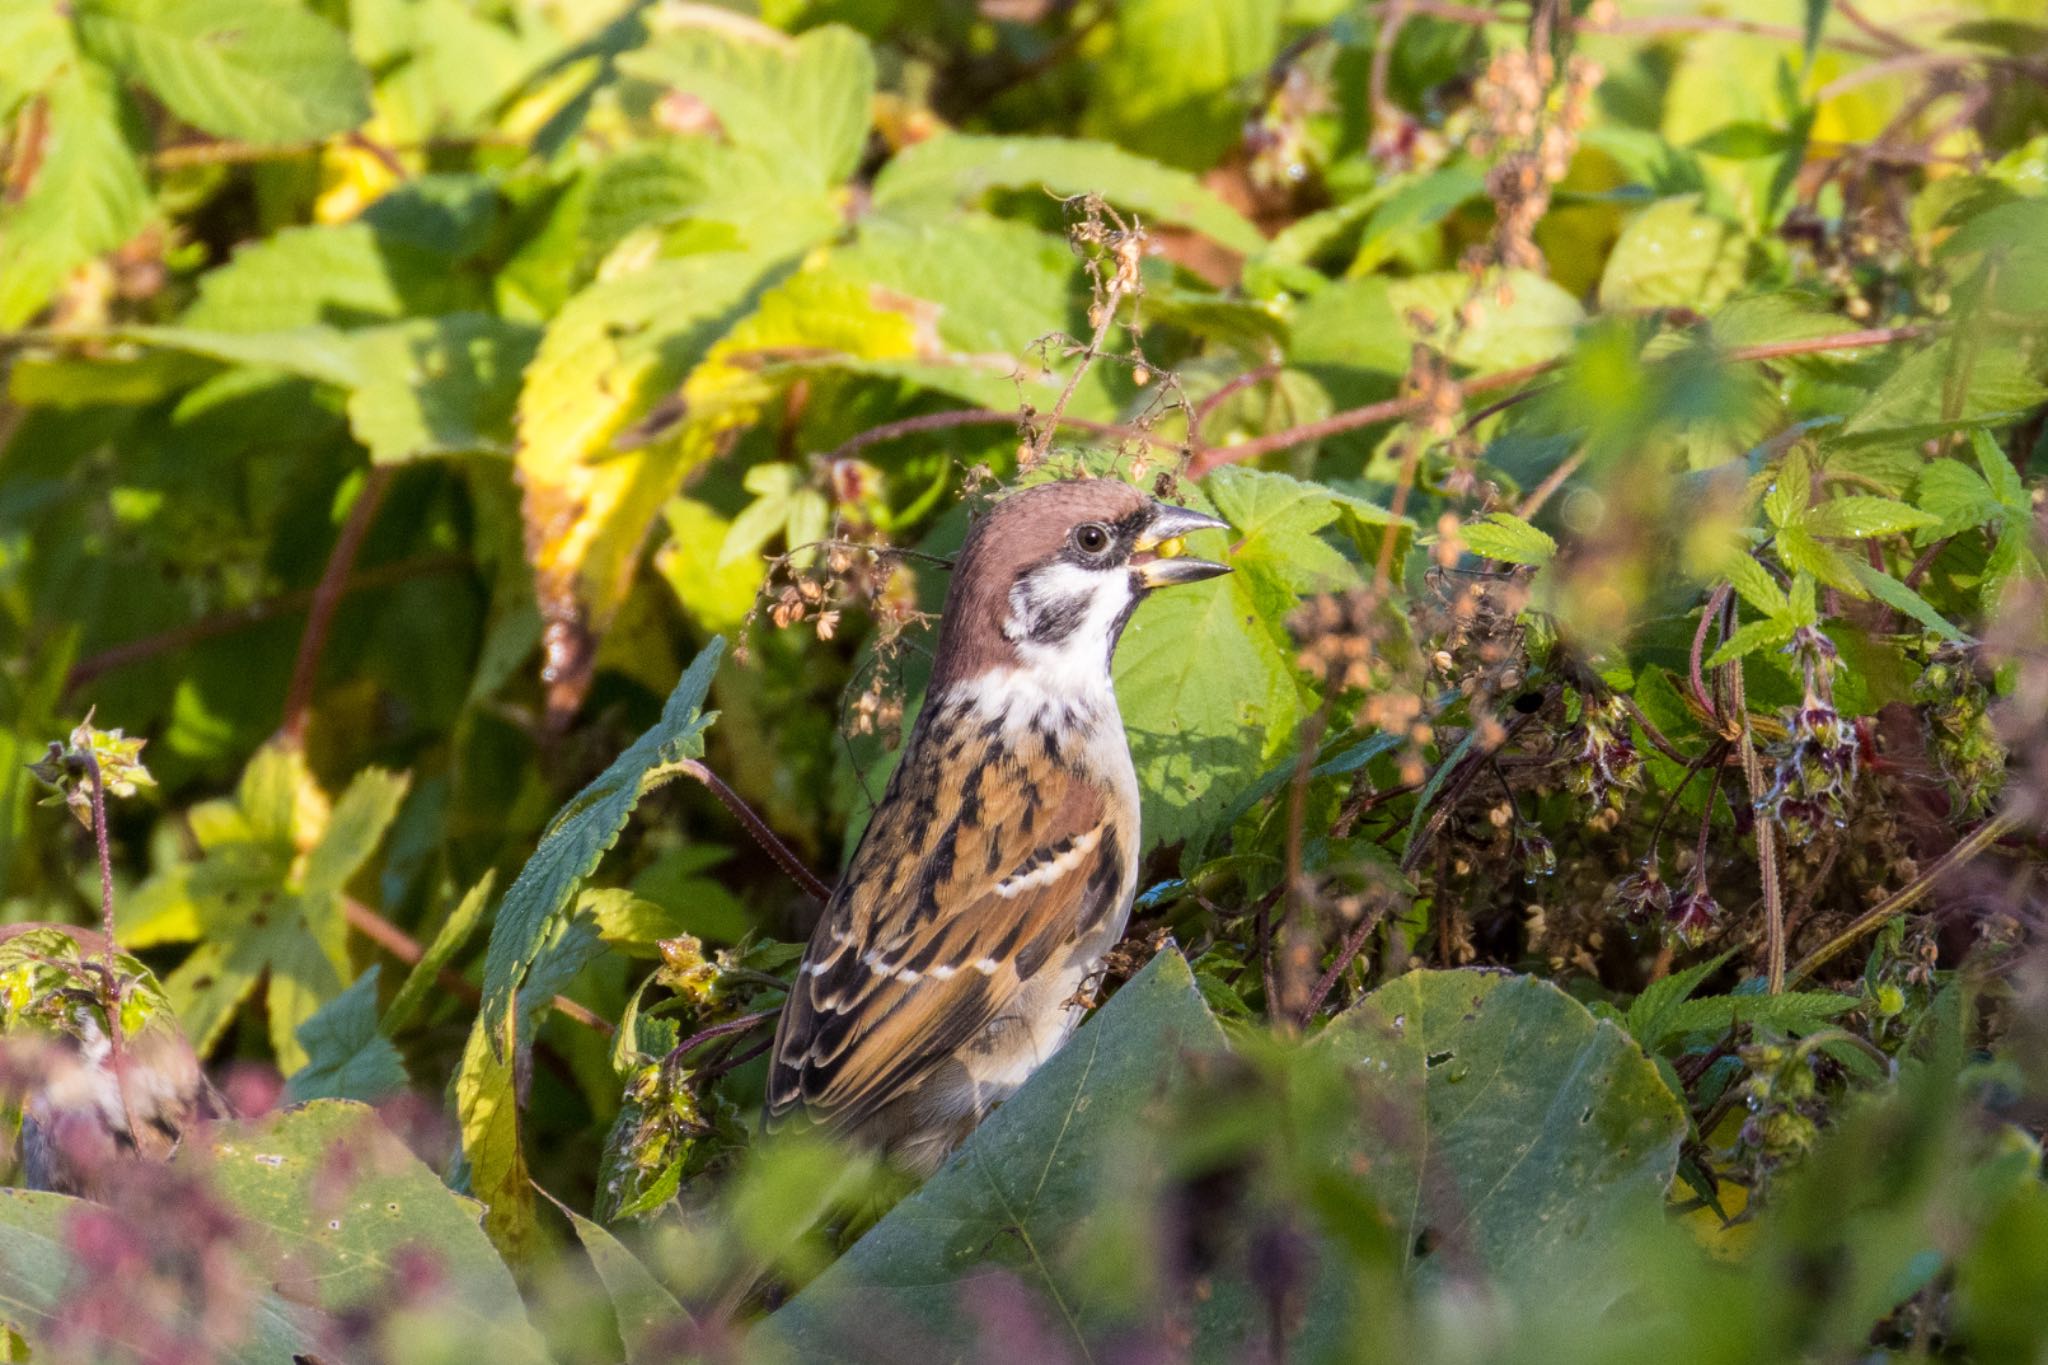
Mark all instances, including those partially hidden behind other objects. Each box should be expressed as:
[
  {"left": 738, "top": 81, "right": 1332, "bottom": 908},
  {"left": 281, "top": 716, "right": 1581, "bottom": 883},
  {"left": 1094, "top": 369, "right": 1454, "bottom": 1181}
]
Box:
[{"left": 2, "top": 0, "right": 2047, "bottom": 1359}]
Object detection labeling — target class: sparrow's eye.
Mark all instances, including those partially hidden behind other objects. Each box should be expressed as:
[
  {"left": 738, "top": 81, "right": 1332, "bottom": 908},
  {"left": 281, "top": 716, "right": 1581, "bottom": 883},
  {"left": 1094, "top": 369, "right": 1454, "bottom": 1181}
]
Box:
[{"left": 1071, "top": 522, "right": 1112, "bottom": 556}]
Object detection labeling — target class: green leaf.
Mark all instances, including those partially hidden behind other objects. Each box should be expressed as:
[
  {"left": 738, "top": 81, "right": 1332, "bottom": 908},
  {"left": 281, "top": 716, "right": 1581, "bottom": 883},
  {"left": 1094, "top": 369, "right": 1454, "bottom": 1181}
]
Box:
[
  {"left": 0, "top": 1189, "right": 324, "bottom": 1362},
  {"left": 382, "top": 871, "right": 495, "bottom": 1036},
  {"left": 456, "top": 1004, "right": 528, "bottom": 1260},
  {"left": 1689, "top": 122, "right": 1793, "bottom": 159},
  {"left": 182, "top": 221, "right": 472, "bottom": 333},
  {"left": 1775, "top": 524, "right": 1866, "bottom": 596},
  {"left": 283, "top": 965, "right": 407, "bottom": 1104},
  {"left": 549, "top": 1197, "right": 692, "bottom": 1364},
  {"left": 767, "top": 950, "right": 1228, "bottom": 1353},
  {"left": 1724, "top": 553, "right": 1790, "bottom": 618},
  {"left": 1841, "top": 336, "right": 2048, "bottom": 441},
  {"left": 1706, "top": 615, "right": 1796, "bottom": 667},
  {"left": 1115, "top": 468, "right": 1405, "bottom": 849},
  {"left": 74, "top": 0, "right": 369, "bottom": 143},
  {"left": 144, "top": 746, "right": 407, "bottom": 1072},
  {"left": 1598, "top": 195, "right": 1752, "bottom": 312},
  {"left": 345, "top": 313, "right": 541, "bottom": 462},
  {"left": 1082, "top": 0, "right": 1280, "bottom": 170},
  {"left": 478, "top": 639, "right": 724, "bottom": 1037},
  {"left": 871, "top": 134, "right": 1262, "bottom": 253},
  {"left": 1915, "top": 459, "right": 1999, "bottom": 538},
  {"left": 1388, "top": 270, "right": 1584, "bottom": 371},
  {"left": 1656, "top": 988, "right": 1859, "bottom": 1045},
  {"left": 1626, "top": 950, "right": 1737, "bottom": 1051},
  {"left": 188, "top": 1101, "right": 545, "bottom": 1358},
  {"left": 1801, "top": 496, "right": 1939, "bottom": 539},
  {"left": 616, "top": 24, "right": 874, "bottom": 192},
  {"left": 1461, "top": 511, "right": 1557, "bottom": 565},
  {"left": 1317, "top": 971, "right": 1688, "bottom": 1293},
  {"left": 1846, "top": 561, "right": 1971, "bottom": 642},
  {"left": 0, "top": 59, "right": 150, "bottom": 328}
]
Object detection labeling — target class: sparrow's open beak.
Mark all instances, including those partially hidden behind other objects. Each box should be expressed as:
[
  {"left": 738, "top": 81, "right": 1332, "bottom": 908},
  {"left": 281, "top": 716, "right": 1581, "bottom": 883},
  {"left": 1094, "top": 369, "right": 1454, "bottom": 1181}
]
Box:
[{"left": 1132, "top": 502, "right": 1231, "bottom": 588}]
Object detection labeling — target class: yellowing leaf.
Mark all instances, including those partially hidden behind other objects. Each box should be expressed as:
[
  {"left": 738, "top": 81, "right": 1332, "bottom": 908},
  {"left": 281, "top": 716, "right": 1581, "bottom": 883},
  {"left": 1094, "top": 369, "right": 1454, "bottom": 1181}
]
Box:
[{"left": 1599, "top": 196, "right": 1752, "bottom": 312}]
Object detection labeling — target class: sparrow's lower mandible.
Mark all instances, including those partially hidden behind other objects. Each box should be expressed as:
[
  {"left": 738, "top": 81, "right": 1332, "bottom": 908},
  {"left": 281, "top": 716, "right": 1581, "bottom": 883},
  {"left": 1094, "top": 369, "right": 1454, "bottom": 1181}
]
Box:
[{"left": 766, "top": 478, "right": 1229, "bottom": 1174}]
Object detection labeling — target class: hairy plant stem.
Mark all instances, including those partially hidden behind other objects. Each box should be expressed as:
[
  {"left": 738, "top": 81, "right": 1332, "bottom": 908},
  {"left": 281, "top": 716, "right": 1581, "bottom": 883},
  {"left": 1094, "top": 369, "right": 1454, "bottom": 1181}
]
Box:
[
  {"left": 343, "top": 897, "right": 612, "bottom": 1035},
  {"left": 1724, "top": 658, "right": 1785, "bottom": 993},
  {"left": 80, "top": 752, "right": 146, "bottom": 1151},
  {"left": 678, "top": 760, "right": 834, "bottom": 905}
]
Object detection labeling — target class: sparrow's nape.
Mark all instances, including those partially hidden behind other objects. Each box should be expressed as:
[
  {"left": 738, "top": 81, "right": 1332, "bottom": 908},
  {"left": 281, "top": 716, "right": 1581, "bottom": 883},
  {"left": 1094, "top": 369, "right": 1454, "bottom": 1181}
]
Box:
[{"left": 1133, "top": 501, "right": 1231, "bottom": 588}]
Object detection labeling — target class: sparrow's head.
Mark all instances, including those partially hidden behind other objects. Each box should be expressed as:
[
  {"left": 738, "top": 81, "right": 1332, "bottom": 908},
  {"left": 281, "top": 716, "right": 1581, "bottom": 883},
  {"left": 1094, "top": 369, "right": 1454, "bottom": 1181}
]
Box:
[{"left": 930, "top": 479, "right": 1229, "bottom": 693}]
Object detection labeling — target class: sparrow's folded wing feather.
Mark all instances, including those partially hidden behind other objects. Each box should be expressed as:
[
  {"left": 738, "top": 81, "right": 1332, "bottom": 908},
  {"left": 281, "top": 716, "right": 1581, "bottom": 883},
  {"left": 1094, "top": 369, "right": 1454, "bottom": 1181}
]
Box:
[{"left": 768, "top": 733, "right": 1127, "bottom": 1132}]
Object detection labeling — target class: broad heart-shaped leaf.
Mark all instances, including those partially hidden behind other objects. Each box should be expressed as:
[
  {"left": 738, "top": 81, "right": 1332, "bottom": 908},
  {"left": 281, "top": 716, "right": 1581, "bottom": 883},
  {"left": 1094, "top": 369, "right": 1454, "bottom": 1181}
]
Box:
[
  {"left": 1389, "top": 270, "right": 1585, "bottom": 372},
  {"left": 616, "top": 23, "right": 873, "bottom": 192},
  {"left": 764, "top": 950, "right": 1228, "bottom": 1359},
  {"left": 283, "top": 965, "right": 407, "bottom": 1104},
  {"left": 478, "top": 638, "right": 724, "bottom": 1036},
  {"left": 185, "top": 1101, "right": 546, "bottom": 1360},
  {"left": 1461, "top": 511, "right": 1557, "bottom": 565},
  {"left": 0, "top": 58, "right": 150, "bottom": 328},
  {"left": 0, "top": 1189, "right": 325, "bottom": 1362},
  {"left": 1315, "top": 971, "right": 1686, "bottom": 1298},
  {"left": 1082, "top": 0, "right": 1280, "bottom": 170},
  {"left": 1839, "top": 335, "right": 2048, "bottom": 442},
  {"left": 74, "top": 0, "right": 369, "bottom": 143},
  {"left": 1598, "top": 194, "right": 1752, "bottom": 312},
  {"left": 870, "top": 133, "right": 1262, "bottom": 253}
]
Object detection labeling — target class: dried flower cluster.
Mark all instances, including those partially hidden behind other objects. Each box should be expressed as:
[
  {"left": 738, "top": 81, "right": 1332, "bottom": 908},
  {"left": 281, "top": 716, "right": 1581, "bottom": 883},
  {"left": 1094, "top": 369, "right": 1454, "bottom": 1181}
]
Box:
[
  {"left": 1290, "top": 587, "right": 1432, "bottom": 784},
  {"left": 1464, "top": 35, "right": 1603, "bottom": 273}
]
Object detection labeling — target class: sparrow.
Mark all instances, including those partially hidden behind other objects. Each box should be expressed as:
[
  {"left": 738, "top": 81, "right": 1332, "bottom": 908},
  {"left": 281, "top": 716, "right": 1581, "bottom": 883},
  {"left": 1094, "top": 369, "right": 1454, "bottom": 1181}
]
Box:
[
  {"left": 766, "top": 478, "right": 1229, "bottom": 1174},
  {"left": 0, "top": 927, "right": 224, "bottom": 1199}
]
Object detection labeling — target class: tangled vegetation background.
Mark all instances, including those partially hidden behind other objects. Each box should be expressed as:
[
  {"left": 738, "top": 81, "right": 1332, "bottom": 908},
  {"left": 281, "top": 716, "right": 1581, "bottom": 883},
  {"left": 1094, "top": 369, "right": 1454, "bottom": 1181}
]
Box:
[{"left": 2, "top": 0, "right": 2047, "bottom": 1358}]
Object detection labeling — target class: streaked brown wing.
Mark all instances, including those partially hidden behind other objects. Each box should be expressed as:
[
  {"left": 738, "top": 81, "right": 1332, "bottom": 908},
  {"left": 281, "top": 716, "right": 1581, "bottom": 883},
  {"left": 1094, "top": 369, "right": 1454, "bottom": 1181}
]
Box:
[{"left": 767, "top": 729, "right": 1125, "bottom": 1134}]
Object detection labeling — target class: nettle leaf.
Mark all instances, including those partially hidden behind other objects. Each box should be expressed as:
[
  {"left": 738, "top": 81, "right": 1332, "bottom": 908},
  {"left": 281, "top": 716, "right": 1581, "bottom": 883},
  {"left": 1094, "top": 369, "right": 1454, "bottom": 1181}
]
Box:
[
  {"left": 1655, "top": 989, "right": 1858, "bottom": 1047},
  {"left": 1117, "top": 468, "right": 1406, "bottom": 849},
  {"left": 870, "top": 133, "right": 1262, "bottom": 253},
  {"left": 617, "top": 23, "right": 874, "bottom": 192},
  {"left": 1462, "top": 511, "right": 1557, "bottom": 565},
  {"left": 478, "top": 639, "right": 724, "bottom": 1037},
  {"left": 345, "top": 313, "right": 541, "bottom": 462},
  {"left": 74, "top": 0, "right": 369, "bottom": 143},
  {"left": 1775, "top": 524, "right": 1866, "bottom": 596},
  {"left": 1802, "top": 496, "right": 1938, "bottom": 540},
  {"left": 1841, "top": 336, "right": 2048, "bottom": 442},
  {"left": 0, "top": 59, "right": 150, "bottom": 328},
  {"left": 282, "top": 965, "right": 407, "bottom": 1104},
  {"left": 1389, "top": 270, "right": 1585, "bottom": 371},
  {"left": 1724, "top": 553, "right": 1789, "bottom": 618},
  {"left": 0, "top": 1189, "right": 324, "bottom": 1362},
  {"left": 189, "top": 1101, "right": 545, "bottom": 1359},
  {"left": 767, "top": 950, "right": 1228, "bottom": 1357},
  {"left": 1598, "top": 195, "right": 1752, "bottom": 312},
  {"left": 1706, "top": 616, "right": 1796, "bottom": 669},
  {"left": 133, "top": 745, "right": 408, "bottom": 1072},
  {"left": 1626, "top": 950, "right": 1737, "bottom": 1052},
  {"left": 1847, "top": 561, "right": 1970, "bottom": 642},
  {"left": 1317, "top": 971, "right": 1687, "bottom": 1298}
]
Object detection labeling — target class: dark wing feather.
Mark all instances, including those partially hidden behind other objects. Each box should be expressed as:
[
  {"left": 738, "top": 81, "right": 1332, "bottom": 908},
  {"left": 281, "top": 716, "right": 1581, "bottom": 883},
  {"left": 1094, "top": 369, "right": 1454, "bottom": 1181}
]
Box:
[{"left": 767, "top": 720, "right": 1123, "bottom": 1134}]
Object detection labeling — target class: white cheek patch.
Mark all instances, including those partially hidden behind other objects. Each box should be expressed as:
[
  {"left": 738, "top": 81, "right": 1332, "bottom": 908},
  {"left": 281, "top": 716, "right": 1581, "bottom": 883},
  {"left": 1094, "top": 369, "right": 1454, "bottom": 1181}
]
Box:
[{"left": 1003, "top": 560, "right": 1135, "bottom": 695}]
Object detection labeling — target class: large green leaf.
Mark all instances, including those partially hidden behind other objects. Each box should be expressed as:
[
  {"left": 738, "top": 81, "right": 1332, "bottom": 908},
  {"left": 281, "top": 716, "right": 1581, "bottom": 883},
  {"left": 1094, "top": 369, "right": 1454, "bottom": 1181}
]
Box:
[
  {"left": 766, "top": 950, "right": 1228, "bottom": 1357},
  {"left": 1598, "top": 195, "right": 1752, "bottom": 311},
  {"left": 617, "top": 23, "right": 873, "bottom": 192},
  {"left": 0, "top": 59, "right": 149, "bottom": 328},
  {"left": 477, "top": 638, "right": 724, "bottom": 1035},
  {"left": 74, "top": 0, "right": 369, "bottom": 143},
  {"left": 1083, "top": 0, "right": 1281, "bottom": 170},
  {"left": 1840, "top": 336, "right": 2048, "bottom": 441},
  {"left": 1118, "top": 467, "right": 1405, "bottom": 849},
  {"left": 0, "top": 1189, "right": 324, "bottom": 1363},
  {"left": 345, "top": 313, "right": 541, "bottom": 462},
  {"left": 872, "top": 134, "right": 1263, "bottom": 253},
  {"left": 1316, "top": 970, "right": 1687, "bottom": 1295},
  {"left": 554, "top": 1200, "right": 692, "bottom": 1363},
  {"left": 188, "top": 1101, "right": 546, "bottom": 1359}
]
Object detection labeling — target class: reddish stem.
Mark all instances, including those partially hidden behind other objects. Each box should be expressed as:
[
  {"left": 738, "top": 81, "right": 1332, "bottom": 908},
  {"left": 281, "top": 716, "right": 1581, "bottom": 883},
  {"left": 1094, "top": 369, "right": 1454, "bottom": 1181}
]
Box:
[{"left": 279, "top": 467, "right": 393, "bottom": 747}]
